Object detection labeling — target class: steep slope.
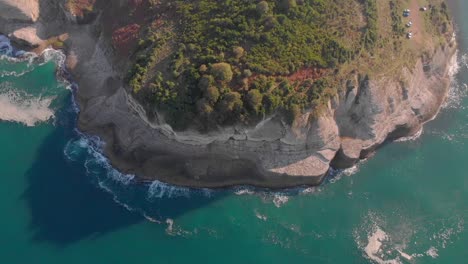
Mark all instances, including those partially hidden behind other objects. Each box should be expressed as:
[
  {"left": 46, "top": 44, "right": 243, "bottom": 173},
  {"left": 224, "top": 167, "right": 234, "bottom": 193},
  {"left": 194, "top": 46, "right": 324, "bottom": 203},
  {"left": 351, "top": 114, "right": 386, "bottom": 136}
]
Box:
[{"left": 0, "top": 0, "right": 458, "bottom": 188}]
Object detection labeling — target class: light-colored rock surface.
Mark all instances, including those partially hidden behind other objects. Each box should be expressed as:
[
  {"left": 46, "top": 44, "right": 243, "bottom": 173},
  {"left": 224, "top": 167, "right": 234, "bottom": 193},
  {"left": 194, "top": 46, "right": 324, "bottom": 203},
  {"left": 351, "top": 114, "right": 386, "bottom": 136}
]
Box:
[
  {"left": 9, "top": 26, "right": 43, "bottom": 47},
  {"left": 0, "top": 0, "right": 458, "bottom": 188},
  {"left": 0, "top": 0, "right": 39, "bottom": 22},
  {"left": 75, "top": 39, "right": 455, "bottom": 188}
]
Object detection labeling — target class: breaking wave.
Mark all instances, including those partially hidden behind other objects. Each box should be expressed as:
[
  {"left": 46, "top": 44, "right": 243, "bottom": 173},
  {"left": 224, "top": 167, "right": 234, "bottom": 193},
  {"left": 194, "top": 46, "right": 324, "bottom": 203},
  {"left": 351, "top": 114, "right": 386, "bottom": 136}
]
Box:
[
  {"left": 0, "top": 86, "right": 54, "bottom": 126},
  {"left": 63, "top": 131, "right": 219, "bottom": 221},
  {"left": 443, "top": 51, "right": 468, "bottom": 110},
  {"left": 0, "top": 35, "right": 69, "bottom": 127}
]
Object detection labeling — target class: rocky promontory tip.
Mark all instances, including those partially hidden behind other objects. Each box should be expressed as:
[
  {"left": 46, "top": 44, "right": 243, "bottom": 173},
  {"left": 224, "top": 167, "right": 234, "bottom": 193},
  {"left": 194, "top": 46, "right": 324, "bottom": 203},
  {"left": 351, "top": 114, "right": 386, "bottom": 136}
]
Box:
[{"left": 0, "top": 0, "right": 458, "bottom": 188}]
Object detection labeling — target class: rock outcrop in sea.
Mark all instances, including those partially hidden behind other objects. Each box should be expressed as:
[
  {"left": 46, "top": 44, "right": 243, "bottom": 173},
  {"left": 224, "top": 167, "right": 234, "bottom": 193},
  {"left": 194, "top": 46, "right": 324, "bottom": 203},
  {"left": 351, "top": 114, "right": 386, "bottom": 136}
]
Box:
[{"left": 0, "top": 0, "right": 458, "bottom": 188}]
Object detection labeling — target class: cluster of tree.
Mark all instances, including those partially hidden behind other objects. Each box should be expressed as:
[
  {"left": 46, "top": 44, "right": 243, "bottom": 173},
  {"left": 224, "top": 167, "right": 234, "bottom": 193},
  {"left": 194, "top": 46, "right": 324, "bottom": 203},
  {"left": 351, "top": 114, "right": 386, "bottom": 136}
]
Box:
[
  {"left": 428, "top": 2, "right": 451, "bottom": 35},
  {"left": 127, "top": 0, "right": 372, "bottom": 130},
  {"left": 389, "top": 0, "right": 405, "bottom": 36},
  {"left": 362, "top": 0, "right": 378, "bottom": 50}
]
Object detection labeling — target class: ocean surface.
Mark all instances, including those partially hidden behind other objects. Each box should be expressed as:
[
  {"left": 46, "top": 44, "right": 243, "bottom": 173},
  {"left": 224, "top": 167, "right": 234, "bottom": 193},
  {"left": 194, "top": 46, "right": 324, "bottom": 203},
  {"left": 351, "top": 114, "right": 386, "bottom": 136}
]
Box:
[{"left": 0, "top": 2, "right": 467, "bottom": 263}]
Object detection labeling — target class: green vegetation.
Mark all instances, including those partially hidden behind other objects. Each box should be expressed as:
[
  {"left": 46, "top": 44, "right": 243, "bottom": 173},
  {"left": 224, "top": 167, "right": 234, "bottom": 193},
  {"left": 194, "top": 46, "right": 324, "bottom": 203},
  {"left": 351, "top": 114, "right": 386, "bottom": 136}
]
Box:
[
  {"left": 389, "top": 0, "right": 405, "bottom": 36},
  {"left": 126, "top": 0, "right": 452, "bottom": 130},
  {"left": 362, "top": 0, "right": 378, "bottom": 50},
  {"left": 426, "top": 1, "right": 451, "bottom": 36}
]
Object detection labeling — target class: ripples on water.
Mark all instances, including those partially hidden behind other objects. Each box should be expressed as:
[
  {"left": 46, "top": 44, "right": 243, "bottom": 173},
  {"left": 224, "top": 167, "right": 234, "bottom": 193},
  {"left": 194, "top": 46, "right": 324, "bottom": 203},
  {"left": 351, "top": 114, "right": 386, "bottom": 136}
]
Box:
[
  {"left": 0, "top": 36, "right": 69, "bottom": 127},
  {"left": 62, "top": 47, "right": 468, "bottom": 261},
  {"left": 353, "top": 211, "right": 465, "bottom": 263}
]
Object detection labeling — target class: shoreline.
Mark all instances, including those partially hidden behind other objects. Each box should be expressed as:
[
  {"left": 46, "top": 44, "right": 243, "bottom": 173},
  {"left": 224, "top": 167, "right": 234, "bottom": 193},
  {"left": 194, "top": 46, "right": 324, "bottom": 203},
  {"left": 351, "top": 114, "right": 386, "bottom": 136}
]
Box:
[
  {"left": 78, "top": 42, "right": 457, "bottom": 189},
  {"left": 0, "top": 0, "right": 460, "bottom": 189}
]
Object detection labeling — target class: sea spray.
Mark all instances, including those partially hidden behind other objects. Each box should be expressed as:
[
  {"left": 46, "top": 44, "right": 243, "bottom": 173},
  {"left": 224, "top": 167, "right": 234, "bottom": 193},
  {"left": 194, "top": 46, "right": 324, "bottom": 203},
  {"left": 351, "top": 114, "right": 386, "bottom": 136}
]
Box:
[
  {"left": 443, "top": 51, "right": 468, "bottom": 110},
  {"left": 0, "top": 87, "right": 55, "bottom": 126},
  {"left": 147, "top": 181, "right": 191, "bottom": 199},
  {"left": 0, "top": 36, "right": 70, "bottom": 127}
]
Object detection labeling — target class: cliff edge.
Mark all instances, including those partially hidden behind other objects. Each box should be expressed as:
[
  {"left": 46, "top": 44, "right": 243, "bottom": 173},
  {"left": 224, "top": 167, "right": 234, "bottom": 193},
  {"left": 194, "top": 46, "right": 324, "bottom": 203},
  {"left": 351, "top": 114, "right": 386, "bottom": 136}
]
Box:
[{"left": 0, "top": 0, "right": 458, "bottom": 188}]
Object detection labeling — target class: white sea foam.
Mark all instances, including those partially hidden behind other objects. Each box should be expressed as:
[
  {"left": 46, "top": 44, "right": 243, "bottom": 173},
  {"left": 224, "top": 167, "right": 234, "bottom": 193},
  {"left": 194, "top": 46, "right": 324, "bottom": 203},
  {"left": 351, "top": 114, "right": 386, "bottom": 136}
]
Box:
[
  {"left": 363, "top": 227, "right": 401, "bottom": 264},
  {"left": 147, "top": 180, "right": 191, "bottom": 199},
  {"left": 0, "top": 67, "right": 36, "bottom": 78},
  {"left": 448, "top": 50, "right": 461, "bottom": 77},
  {"left": 354, "top": 213, "right": 403, "bottom": 264},
  {"left": 254, "top": 210, "right": 268, "bottom": 221},
  {"left": 0, "top": 88, "right": 54, "bottom": 126},
  {"left": 0, "top": 35, "right": 13, "bottom": 56},
  {"left": 443, "top": 51, "right": 468, "bottom": 110},
  {"left": 164, "top": 218, "right": 193, "bottom": 237},
  {"left": 234, "top": 187, "right": 255, "bottom": 196},
  {"left": 142, "top": 213, "right": 162, "bottom": 224},
  {"left": 355, "top": 210, "right": 466, "bottom": 263},
  {"left": 394, "top": 127, "right": 423, "bottom": 142},
  {"left": 272, "top": 194, "right": 289, "bottom": 208},
  {"left": 431, "top": 217, "right": 464, "bottom": 249},
  {"left": 425, "top": 247, "right": 439, "bottom": 258},
  {"left": 0, "top": 39, "right": 69, "bottom": 127},
  {"left": 165, "top": 218, "right": 174, "bottom": 233},
  {"left": 300, "top": 186, "right": 322, "bottom": 195}
]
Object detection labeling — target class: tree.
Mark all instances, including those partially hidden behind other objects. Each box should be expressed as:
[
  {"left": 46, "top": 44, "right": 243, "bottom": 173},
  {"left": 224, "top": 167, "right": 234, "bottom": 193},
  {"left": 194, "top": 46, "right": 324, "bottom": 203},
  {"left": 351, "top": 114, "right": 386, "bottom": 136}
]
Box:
[
  {"left": 199, "top": 64, "right": 208, "bottom": 73},
  {"left": 280, "top": 0, "right": 297, "bottom": 11},
  {"left": 286, "top": 104, "right": 302, "bottom": 124},
  {"left": 256, "top": 1, "right": 269, "bottom": 16},
  {"left": 197, "top": 98, "right": 214, "bottom": 116},
  {"left": 204, "top": 86, "right": 220, "bottom": 103},
  {"left": 198, "top": 75, "right": 214, "bottom": 90},
  {"left": 233, "top": 46, "right": 245, "bottom": 59},
  {"left": 263, "top": 94, "right": 282, "bottom": 113},
  {"left": 211, "top": 63, "right": 233, "bottom": 82},
  {"left": 246, "top": 89, "right": 263, "bottom": 113},
  {"left": 243, "top": 69, "right": 252, "bottom": 77},
  {"left": 219, "top": 92, "right": 243, "bottom": 113}
]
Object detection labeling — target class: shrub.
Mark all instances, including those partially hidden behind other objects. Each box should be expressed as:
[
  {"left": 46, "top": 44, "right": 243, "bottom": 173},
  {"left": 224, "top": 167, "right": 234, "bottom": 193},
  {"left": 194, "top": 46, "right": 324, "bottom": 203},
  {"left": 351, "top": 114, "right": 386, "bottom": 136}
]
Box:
[
  {"left": 199, "top": 64, "right": 208, "bottom": 73},
  {"left": 243, "top": 69, "right": 253, "bottom": 78}
]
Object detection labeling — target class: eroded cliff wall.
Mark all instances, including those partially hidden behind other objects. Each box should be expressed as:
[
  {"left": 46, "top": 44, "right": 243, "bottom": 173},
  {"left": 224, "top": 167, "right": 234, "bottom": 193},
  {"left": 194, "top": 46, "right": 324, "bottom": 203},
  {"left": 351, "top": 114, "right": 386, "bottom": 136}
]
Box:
[{"left": 0, "top": 0, "right": 458, "bottom": 188}]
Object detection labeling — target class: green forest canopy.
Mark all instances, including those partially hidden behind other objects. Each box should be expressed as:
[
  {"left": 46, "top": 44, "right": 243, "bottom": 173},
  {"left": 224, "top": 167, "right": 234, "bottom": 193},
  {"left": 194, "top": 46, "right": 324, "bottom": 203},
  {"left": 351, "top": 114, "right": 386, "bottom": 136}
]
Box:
[{"left": 127, "top": 0, "right": 388, "bottom": 130}]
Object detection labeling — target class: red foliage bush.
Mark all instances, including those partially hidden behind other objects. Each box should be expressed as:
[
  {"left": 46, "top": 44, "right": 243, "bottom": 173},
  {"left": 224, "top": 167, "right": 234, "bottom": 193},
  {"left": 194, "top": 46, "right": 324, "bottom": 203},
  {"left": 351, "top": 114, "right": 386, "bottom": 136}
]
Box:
[{"left": 112, "top": 24, "right": 141, "bottom": 55}]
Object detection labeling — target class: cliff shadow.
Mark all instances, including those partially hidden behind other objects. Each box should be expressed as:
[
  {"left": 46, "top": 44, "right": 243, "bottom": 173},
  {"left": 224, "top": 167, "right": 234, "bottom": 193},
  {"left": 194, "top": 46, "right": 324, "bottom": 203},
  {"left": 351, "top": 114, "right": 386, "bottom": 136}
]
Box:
[
  {"left": 21, "top": 104, "right": 142, "bottom": 246},
  {"left": 22, "top": 94, "right": 225, "bottom": 247}
]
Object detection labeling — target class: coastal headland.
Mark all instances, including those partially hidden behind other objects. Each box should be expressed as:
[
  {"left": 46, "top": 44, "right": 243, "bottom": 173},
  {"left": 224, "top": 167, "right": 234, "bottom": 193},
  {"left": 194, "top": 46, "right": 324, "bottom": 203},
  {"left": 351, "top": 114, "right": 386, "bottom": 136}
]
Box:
[{"left": 0, "top": 0, "right": 458, "bottom": 188}]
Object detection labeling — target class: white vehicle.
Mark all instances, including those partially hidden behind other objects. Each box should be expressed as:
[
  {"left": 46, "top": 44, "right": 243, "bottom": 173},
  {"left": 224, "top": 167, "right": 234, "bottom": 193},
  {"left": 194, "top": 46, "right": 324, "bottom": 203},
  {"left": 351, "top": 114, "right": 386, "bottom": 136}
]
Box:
[{"left": 403, "top": 9, "right": 411, "bottom": 17}]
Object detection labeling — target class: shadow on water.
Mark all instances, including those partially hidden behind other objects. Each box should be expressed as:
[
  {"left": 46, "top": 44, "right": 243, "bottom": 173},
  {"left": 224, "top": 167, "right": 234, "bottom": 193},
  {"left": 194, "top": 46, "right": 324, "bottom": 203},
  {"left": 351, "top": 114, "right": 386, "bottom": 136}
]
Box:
[
  {"left": 21, "top": 93, "right": 225, "bottom": 246},
  {"left": 21, "top": 95, "right": 143, "bottom": 245}
]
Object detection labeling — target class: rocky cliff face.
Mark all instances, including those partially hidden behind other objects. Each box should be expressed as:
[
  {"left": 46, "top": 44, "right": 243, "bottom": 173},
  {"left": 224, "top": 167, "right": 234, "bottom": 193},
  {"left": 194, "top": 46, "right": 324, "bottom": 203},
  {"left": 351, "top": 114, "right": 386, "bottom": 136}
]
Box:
[
  {"left": 0, "top": 0, "right": 458, "bottom": 188},
  {"left": 0, "top": 0, "right": 39, "bottom": 22}
]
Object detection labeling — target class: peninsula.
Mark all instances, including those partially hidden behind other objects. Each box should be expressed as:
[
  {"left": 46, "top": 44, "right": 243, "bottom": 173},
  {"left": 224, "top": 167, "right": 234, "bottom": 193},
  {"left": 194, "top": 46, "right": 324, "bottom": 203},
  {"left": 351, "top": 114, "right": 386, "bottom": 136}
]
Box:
[{"left": 0, "top": 0, "right": 457, "bottom": 188}]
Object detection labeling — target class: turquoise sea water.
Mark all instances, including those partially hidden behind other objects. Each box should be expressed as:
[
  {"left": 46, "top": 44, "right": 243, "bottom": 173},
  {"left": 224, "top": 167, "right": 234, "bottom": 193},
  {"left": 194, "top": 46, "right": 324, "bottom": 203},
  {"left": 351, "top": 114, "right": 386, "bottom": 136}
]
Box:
[{"left": 0, "top": 2, "right": 467, "bottom": 263}]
